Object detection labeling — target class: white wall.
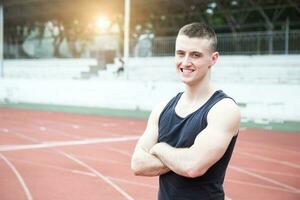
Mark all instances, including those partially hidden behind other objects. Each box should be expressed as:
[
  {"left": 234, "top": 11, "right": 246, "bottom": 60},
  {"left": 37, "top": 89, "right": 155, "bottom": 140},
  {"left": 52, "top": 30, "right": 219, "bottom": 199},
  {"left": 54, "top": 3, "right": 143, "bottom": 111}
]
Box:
[
  {"left": 3, "top": 59, "right": 97, "bottom": 79},
  {"left": 212, "top": 55, "right": 300, "bottom": 84},
  {"left": 0, "top": 55, "right": 299, "bottom": 121},
  {"left": 214, "top": 83, "right": 300, "bottom": 121},
  {"left": 127, "top": 55, "right": 300, "bottom": 84},
  {"left": 0, "top": 79, "right": 183, "bottom": 110}
]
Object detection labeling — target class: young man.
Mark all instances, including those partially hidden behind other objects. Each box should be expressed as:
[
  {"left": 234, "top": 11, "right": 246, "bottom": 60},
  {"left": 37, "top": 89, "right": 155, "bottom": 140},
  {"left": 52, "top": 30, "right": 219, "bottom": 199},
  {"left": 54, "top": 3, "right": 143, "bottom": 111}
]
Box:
[{"left": 131, "top": 22, "right": 240, "bottom": 200}]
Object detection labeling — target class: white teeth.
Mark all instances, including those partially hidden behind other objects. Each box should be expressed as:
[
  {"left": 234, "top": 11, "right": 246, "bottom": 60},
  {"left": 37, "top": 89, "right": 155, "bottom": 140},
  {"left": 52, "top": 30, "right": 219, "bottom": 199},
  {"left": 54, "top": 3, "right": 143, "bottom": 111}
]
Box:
[{"left": 181, "top": 68, "right": 194, "bottom": 73}]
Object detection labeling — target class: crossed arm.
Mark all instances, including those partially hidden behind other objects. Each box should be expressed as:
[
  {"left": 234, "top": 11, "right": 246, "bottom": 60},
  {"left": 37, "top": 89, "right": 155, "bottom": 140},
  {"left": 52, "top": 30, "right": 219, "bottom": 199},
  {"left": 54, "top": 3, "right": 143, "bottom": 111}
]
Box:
[
  {"left": 131, "top": 98, "right": 240, "bottom": 178},
  {"left": 131, "top": 101, "right": 170, "bottom": 176}
]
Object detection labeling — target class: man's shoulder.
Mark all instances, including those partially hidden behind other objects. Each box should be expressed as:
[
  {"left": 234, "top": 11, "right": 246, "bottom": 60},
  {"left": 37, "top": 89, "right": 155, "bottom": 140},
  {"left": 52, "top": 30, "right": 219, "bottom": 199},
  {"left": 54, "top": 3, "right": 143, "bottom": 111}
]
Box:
[
  {"left": 210, "top": 97, "right": 240, "bottom": 117},
  {"left": 207, "top": 97, "right": 241, "bottom": 133}
]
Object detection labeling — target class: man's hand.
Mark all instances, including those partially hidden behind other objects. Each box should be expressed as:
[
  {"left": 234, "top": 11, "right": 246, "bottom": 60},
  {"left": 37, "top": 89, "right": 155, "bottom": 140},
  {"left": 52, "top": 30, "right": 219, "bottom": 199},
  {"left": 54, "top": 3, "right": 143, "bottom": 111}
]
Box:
[
  {"left": 149, "top": 142, "right": 167, "bottom": 155},
  {"left": 132, "top": 145, "right": 170, "bottom": 176}
]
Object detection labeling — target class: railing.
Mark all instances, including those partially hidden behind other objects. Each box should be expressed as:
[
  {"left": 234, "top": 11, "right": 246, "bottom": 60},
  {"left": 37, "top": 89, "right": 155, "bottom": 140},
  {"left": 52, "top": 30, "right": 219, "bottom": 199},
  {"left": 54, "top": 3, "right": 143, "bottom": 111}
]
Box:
[
  {"left": 130, "top": 30, "right": 300, "bottom": 57},
  {"left": 4, "top": 30, "right": 299, "bottom": 59}
]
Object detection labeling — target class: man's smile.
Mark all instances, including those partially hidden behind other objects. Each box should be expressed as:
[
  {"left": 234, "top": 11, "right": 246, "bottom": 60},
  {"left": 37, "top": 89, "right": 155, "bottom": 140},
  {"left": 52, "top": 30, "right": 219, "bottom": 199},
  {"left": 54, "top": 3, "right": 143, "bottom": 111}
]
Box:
[{"left": 180, "top": 68, "right": 195, "bottom": 74}]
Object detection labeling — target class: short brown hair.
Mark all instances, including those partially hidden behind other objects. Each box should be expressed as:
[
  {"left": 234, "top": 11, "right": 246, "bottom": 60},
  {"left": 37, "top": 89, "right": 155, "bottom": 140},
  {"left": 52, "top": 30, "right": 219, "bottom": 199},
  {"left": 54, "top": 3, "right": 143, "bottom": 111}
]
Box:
[{"left": 178, "top": 22, "right": 217, "bottom": 52}]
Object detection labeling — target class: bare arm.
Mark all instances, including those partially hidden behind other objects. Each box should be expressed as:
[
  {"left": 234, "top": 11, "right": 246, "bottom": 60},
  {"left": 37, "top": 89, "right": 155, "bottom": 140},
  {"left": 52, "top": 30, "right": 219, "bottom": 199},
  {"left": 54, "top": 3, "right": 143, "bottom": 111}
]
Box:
[
  {"left": 150, "top": 98, "right": 240, "bottom": 178},
  {"left": 131, "top": 102, "right": 171, "bottom": 176}
]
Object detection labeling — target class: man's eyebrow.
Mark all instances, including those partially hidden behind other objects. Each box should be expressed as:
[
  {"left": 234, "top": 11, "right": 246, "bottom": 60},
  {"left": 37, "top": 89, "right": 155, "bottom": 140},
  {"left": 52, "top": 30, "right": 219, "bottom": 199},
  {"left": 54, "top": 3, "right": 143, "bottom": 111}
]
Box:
[{"left": 190, "top": 51, "right": 203, "bottom": 55}]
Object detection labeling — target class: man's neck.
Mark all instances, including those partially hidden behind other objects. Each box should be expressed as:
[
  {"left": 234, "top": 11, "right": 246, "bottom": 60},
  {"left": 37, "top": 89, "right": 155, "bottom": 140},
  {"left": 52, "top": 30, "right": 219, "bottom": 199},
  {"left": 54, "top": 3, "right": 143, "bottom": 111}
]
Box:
[
  {"left": 183, "top": 75, "right": 215, "bottom": 103},
  {"left": 184, "top": 85, "right": 215, "bottom": 102}
]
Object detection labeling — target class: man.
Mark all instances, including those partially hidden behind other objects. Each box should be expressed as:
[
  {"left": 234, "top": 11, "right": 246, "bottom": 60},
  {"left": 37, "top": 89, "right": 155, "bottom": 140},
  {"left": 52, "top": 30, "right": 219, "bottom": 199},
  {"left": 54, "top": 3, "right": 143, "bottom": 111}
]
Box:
[{"left": 131, "top": 22, "right": 240, "bottom": 200}]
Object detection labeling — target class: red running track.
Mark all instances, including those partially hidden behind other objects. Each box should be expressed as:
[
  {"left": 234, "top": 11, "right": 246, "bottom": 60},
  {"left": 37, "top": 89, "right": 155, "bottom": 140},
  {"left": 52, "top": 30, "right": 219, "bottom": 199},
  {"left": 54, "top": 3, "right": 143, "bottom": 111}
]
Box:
[{"left": 0, "top": 108, "right": 300, "bottom": 200}]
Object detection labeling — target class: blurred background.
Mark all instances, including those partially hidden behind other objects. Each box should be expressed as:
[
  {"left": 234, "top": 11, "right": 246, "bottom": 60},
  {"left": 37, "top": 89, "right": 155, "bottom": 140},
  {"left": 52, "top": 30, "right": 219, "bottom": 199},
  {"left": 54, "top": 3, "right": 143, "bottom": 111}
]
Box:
[{"left": 0, "top": 0, "right": 299, "bottom": 131}]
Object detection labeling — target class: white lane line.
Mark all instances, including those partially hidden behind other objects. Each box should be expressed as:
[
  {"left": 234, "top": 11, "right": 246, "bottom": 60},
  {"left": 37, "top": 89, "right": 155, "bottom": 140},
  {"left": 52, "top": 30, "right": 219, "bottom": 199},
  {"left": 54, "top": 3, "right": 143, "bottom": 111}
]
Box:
[
  {"left": 9, "top": 157, "right": 97, "bottom": 177},
  {"left": 5, "top": 124, "right": 84, "bottom": 140},
  {"left": 242, "top": 167, "right": 300, "bottom": 178},
  {"left": 71, "top": 169, "right": 97, "bottom": 177},
  {"left": 0, "top": 136, "right": 140, "bottom": 152},
  {"left": 69, "top": 153, "right": 129, "bottom": 166},
  {"left": 238, "top": 151, "right": 300, "bottom": 169},
  {"left": 13, "top": 133, "right": 40, "bottom": 143},
  {"left": 2, "top": 128, "right": 9, "bottom": 133},
  {"left": 44, "top": 128, "right": 84, "bottom": 140},
  {"left": 12, "top": 156, "right": 292, "bottom": 196},
  {"left": 230, "top": 165, "right": 300, "bottom": 193},
  {"left": 9, "top": 157, "right": 155, "bottom": 190},
  {"left": 236, "top": 145, "right": 300, "bottom": 158},
  {"left": 106, "top": 147, "right": 132, "bottom": 157},
  {"left": 0, "top": 154, "right": 33, "bottom": 200},
  {"left": 240, "top": 141, "right": 300, "bottom": 155},
  {"left": 58, "top": 150, "right": 135, "bottom": 200},
  {"left": 226, "top": 178, "right": 298, "bottom": 193}
]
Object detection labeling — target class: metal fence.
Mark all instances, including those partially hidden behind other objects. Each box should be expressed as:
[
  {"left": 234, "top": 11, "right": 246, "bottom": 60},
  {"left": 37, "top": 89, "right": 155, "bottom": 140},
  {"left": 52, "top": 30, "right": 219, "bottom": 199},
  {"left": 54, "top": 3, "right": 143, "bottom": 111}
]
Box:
[
  {"left": 3, "top": 30, "right": 300, "bottom": 59},
  {"left": 130, "top": 30, "right": 300, "bottom": 57}
]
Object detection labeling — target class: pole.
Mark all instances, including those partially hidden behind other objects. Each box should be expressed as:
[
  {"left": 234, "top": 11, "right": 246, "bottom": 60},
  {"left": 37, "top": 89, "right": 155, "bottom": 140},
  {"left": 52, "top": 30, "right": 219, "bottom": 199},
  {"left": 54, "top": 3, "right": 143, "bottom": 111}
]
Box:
[
  {"left": 285, "top": 18, "right": 289, "bottom": 55},
  {"left": 267, "top": 28, "right": 273, "bottom": 55},
  {"left": 0, "top": 1, "right": 4, "bottom": 78},
  {"left": 124, "top": 0, "right": 130, "bottom": 79}
]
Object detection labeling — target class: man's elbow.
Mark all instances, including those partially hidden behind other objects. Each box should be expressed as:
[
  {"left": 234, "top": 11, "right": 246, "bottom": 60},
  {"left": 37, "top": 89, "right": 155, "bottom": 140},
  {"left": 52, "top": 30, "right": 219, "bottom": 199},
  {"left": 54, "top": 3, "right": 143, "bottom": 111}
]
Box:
[
  {"left": 132, "top": 168, "right": 142, "bottom": 176},
  {"left": 131, "top": 157, "right": 143, "bottom": 176},
  {"left": 131, "top": 165, "right": 142, "bottom": 176},
  {"left": 184, "top": 165, "right": 208, "bottom": 178}
]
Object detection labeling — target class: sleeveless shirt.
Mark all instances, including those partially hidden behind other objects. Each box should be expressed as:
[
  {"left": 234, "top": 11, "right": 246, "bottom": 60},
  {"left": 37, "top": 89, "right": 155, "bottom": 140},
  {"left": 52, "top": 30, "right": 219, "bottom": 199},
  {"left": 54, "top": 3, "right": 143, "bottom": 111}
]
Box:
[{"left": 158, "top": 90, "right": 238, "bottom": 200}]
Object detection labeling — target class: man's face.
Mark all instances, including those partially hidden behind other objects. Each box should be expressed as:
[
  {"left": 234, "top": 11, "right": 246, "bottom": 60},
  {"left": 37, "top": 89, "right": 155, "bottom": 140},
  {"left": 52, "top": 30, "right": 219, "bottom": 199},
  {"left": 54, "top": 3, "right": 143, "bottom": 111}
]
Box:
[{"left": 175, "top": 35, "right": 218, "bottom": 86}]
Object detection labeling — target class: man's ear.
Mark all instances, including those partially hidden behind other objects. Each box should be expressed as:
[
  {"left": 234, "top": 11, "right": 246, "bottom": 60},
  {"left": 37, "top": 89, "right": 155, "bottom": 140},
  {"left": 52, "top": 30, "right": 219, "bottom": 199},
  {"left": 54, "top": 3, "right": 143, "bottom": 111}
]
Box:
[{"left": 210, "top": 51, "right": 219, "bottom": 66}]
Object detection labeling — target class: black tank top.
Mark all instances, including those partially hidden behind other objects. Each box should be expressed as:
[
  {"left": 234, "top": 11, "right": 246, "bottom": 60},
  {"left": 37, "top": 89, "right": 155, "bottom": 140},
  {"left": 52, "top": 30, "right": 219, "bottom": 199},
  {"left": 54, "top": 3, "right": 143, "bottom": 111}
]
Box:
[{"left": 158, "top": 90, "right": 238, "bottom": 200}]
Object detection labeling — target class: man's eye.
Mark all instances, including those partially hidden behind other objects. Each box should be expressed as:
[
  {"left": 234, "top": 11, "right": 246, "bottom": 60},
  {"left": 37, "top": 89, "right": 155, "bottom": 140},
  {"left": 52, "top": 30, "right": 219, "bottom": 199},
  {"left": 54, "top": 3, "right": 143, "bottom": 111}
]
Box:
[
  {"left": 192, "top": 54, "right": 201, "bottom": 58},
  {"left": 177, "top": 52, "right": 185, "bottom": 56}
]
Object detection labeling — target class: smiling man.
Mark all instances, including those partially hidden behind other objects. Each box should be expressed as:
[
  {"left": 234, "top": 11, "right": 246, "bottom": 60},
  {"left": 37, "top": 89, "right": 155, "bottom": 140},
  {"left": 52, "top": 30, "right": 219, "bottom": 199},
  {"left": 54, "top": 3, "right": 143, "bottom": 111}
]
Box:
[{"left": 131, "top": 22, "right": 240, "bottom": 200}]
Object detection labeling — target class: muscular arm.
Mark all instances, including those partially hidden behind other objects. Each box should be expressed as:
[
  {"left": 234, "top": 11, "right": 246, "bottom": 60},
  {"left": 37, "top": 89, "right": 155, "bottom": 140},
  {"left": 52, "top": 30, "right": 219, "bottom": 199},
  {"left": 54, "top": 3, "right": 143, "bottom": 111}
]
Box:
[
  {"left": 131, "top": 102, "right": 170, "bottom": 176},
  {"left": 150, "top": 99, "right": 240, "bottom": 178}
]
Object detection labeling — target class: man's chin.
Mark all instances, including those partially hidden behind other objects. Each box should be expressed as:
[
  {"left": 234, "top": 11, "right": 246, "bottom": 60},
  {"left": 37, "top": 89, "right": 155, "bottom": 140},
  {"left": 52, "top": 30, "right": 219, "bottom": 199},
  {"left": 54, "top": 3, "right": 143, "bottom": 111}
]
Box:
[{"left": 180, "top": 78, "right": 195, "bottom": 85}]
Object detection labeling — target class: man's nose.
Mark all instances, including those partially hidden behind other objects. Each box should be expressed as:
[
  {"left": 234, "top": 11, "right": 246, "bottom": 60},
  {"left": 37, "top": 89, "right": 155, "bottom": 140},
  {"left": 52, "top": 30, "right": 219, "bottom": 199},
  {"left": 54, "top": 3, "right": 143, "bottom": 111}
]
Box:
[{"left": 182, "top": 56, "right": 192, "bottom": 66}]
